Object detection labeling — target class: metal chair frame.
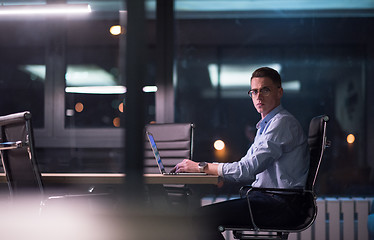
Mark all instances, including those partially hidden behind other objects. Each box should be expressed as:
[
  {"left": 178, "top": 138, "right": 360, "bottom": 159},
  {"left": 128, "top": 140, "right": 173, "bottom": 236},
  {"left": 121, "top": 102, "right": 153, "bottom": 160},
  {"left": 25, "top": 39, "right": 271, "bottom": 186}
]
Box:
[{"left": 0, "top": 111, "right": 111, "bottom": 214}]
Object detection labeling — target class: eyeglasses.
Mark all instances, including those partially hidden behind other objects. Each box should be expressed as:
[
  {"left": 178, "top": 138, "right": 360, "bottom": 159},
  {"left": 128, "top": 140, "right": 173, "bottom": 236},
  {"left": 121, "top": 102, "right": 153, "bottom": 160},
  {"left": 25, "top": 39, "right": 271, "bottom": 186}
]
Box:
[{"left": 248, "top": 87, "right": 272, "bottom": 98}]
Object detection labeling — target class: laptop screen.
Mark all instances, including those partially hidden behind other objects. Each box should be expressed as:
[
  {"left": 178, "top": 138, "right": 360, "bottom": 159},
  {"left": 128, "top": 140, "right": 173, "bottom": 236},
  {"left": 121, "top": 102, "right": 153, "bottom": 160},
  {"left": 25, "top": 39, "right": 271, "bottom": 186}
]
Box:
[{"left": 146, "top": 132, "right": 166, "bottom": 174}]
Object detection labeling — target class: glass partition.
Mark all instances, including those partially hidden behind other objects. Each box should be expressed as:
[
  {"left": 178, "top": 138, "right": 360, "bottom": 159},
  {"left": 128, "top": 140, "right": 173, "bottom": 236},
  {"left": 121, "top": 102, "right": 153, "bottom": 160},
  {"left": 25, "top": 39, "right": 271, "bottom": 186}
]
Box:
[
  {"left": 174, "top": 2, "right": 372, "bottom": 195},
  {"left": 0, "top": 0, "right": 373, "bottom": 195},
  {"left": 0, "top": 48, "right": 45, "bottom": 128}
]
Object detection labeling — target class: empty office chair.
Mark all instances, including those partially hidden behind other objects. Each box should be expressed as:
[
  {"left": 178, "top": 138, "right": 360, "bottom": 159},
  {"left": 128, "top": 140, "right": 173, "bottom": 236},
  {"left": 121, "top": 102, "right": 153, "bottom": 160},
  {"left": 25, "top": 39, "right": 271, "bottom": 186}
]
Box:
[
  {"left": 218, "top": 115, "right": 330, "bottom": 240},
  {"left": 144, "top": 123, "right": 194, "bottom": 174},
  {"left": 144, "top": 123, "right": 194, "bottom": 207},
  {"left": 0, "top": 111, "right": 43, "bottom": 199},
  {"left": 0, "top": 111, "right": 111, "bottom": 212}
]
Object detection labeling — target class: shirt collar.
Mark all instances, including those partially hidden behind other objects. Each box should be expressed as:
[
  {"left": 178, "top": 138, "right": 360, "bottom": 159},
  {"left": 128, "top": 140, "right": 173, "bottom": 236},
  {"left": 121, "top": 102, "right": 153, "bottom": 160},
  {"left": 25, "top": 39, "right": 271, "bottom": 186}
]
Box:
[{"left": 256, "top": 105, "right": 283, "bottom": 130}]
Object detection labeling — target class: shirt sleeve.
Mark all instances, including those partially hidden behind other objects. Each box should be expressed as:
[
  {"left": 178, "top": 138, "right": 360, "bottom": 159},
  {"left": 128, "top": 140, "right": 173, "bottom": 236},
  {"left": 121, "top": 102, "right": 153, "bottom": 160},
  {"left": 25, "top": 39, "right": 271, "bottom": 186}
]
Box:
[{"left": 216, "top": 163, "right": 225, "bottom": 177}]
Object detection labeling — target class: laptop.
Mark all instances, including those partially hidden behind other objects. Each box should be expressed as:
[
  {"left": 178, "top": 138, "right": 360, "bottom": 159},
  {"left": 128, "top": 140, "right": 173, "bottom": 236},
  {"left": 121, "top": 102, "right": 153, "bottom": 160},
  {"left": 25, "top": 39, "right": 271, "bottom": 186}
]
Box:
[{"left": 146, "top": 131, "right": 206, "bottom": 175}]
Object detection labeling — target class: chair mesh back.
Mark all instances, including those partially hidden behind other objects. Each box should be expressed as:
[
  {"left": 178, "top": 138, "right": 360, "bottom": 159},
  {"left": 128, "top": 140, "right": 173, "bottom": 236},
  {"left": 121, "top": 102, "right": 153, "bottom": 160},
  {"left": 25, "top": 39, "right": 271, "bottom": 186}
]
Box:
[
  {"left": 305, "top": 115, "right": 329, "bottom": 191},
  {"left": 144, "top": 123, "right": 194, "bottom": 173},
  {"left": 0, "top": 112, "right": 43, "bottom": 197}
]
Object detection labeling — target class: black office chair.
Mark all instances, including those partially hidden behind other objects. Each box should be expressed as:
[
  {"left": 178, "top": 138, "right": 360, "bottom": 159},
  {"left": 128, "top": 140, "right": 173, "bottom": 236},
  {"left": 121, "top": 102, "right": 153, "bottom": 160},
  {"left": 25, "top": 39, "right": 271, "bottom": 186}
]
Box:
[
  {"left": 144, "top": 123, "right": 195, "bottom": 207},
  {"left": 218, "top": 115, "right": 330, "bottom": 240},
  {"left": 0, "top": 111, "right": 111, "bottom": 213},
  {"left": 0, "top": 111, "right": 43, "bottom": 199}
]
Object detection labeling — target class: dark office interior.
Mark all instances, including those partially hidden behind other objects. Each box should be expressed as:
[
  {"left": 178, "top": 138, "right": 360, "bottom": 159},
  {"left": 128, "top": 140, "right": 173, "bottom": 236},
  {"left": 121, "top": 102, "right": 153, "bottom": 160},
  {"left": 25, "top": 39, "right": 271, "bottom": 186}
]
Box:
[{"left": 0, "top": 1, "right": 374, "bottom": 240}]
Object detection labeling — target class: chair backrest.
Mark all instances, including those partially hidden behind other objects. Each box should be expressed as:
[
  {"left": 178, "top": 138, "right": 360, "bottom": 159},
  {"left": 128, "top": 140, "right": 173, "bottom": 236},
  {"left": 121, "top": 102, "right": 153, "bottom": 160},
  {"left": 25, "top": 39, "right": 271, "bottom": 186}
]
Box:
[
  {"left": 144, "top": 123, "right": 194, "bottom": 173},
  {"left": 0, "top": 111, "right": 44, "bottom": 198},
  {"left": 305, "top": 115, "right": 329, "bottom": 192}
]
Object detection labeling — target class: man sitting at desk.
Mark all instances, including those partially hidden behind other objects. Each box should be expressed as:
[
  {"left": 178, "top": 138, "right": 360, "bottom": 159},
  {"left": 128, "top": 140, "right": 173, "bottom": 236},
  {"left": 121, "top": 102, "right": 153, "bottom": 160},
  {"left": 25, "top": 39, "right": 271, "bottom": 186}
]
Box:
[{"left": 171, "top": 67, "right": 310, "bottom": 240}]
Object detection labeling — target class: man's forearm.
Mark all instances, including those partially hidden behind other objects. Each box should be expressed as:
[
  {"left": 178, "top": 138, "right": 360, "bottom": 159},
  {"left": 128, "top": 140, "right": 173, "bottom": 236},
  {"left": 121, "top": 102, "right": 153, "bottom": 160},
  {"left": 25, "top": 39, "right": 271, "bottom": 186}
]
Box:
[{"left": 205, "top": 163, "right": 220, "bottom": 175}]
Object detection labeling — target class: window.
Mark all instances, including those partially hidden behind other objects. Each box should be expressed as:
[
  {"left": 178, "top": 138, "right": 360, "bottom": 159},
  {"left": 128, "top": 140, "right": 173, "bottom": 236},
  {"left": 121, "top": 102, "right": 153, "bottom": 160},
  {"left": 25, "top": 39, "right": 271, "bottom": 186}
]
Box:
[
  {"left": 175, "top": 5, "right": 373, "bottom": 195},
  {"left": 0, "top": 48, "right": 45, "bottom": 128}
]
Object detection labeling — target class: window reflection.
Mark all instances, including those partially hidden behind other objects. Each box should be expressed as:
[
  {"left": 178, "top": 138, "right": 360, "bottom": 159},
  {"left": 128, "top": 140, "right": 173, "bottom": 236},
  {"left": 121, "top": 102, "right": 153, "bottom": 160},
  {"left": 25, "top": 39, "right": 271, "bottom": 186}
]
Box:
[
  {"left": 63, "top": 64, "right": 157, "bottom": 128},
  {"left": 0, "top": 50, "right": 45, "bottom": 128},
  {"left": 65, "top": 92, "right": 124, "bottom": 128},
  {"left": 175, "top": 15, "right": 371, "bottom": 195},
  {"left": 64, "top": 64, "right": 124, "bottom": 128}
]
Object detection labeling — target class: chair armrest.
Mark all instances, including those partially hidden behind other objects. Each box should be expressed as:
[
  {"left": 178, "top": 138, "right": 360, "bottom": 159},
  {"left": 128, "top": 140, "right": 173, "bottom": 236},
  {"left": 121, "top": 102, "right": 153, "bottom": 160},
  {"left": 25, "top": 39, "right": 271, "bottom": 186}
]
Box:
[
  {"left": 239, "top": 185, "right": 251, "bottom": 198},
  {"left": 240, "top": 185, "right": 310, "bottom": 197},
  {"left": 0, "top": 141, "right": 28, "bottom": 150}
]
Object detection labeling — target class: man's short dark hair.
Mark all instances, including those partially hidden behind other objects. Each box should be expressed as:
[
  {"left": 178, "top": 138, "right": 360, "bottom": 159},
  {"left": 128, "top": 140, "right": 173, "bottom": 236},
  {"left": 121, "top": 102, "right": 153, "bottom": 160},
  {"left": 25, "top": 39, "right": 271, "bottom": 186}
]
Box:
[{"left": 251, "top": 67, "right": 282, "bottom": 87}]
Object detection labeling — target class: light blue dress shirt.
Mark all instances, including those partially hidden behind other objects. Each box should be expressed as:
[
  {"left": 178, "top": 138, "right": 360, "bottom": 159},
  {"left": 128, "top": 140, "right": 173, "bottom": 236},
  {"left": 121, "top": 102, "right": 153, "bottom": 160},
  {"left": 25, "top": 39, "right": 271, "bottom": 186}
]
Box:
[{"left": 218, "top": 105, "right": 309, "bottom": 189}]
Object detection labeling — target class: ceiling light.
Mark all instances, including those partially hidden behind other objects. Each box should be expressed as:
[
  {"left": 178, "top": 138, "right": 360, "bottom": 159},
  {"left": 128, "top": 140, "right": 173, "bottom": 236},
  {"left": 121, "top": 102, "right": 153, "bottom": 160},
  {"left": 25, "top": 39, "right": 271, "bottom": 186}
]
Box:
[
  {"left": 208, "top": 63, "right": 282, "bottom": 88},
  {"left": 110, "top": 25, "right": 122, "bottom": 36},
  {"left": 65, "top": 85, "right": 158, "bottom": 94},
  {"left": 65, "top": 65, "right": 117, "bottom": 87},
  {"left": 20, "top": 64, "right": 117, "bottom": 87},
  {"left": 143, "top": 86, "right": 158, "bottom": 93},
  {"left": 214, "top": 140, "right": 225, "bottom": 151},
  {"left": 0, "top": 4, "right": 91, "bottom": 15},
  {"left": 65, "top": 86, "right": 126, "bottom": 94},
  {"left": 282, "top": 80, "right": 301, "bottom": 91}
]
